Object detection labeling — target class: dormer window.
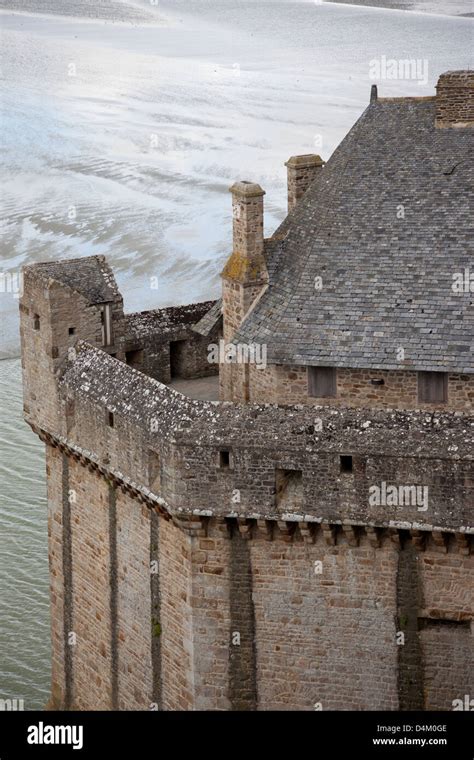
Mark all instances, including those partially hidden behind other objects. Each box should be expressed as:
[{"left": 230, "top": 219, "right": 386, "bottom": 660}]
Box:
[
  {"left": 308, "top": 366, "right": 336, "bottom": 398},
  {"left": 418, "top": 372, "right": 448, "bottom": 404}
]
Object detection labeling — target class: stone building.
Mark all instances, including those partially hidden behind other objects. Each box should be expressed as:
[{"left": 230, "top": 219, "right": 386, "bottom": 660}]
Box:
[{"left": 20, "top": 71, "right": 473, "bottom": 711}]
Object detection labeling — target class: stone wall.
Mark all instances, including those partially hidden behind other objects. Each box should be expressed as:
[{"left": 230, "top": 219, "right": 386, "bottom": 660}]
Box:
[
  {"left": 69, "top": 458, "right": 113, "bottom": 710},
  {"left": 45, "top": 446, "right": 69, "bottom": 710},
  {"left": 250, "top": 532, "right": 399, "bottom": 710},
  {"left": 42, "top": 454, "right": 474, "bottom": 713},
  {"left": 44, "top": 445, "right": 157, "bottom": 711},
  {"left": 187, "top": 520, "right": 232, "bottom": 710},
  {"left": 250, "top": 363, "right": 473, "bottom": 412},
  {"left": 45, "top": 343, "right": 472, "bottom": 534},
  {"left": 418, "top": 550, "right": 474, "bottom": 710},
  {"left": 420, "top": 622, "right": 472, "bottom": 710},
  {"left": 436, "top": 70, "right": 474, "bottom": 128},
  {"left": 120, "top": 301, "right": 219, "bottom": 384},
  {"left": 158, "top": 517, "right": 194, "bottom": 710},
  {"left": 116, "top": 491, "right": 153, "bottom": 710},
  {"left": 21, "top": 261, "right": 472, "bottom": 712},
  {"left": 153, "top": 516, "right": 234, "bottom": 710}
]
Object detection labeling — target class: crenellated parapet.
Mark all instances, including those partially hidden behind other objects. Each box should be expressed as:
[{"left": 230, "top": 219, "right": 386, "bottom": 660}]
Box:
[{"left": 27, "top": 341, "right": 473, "bottom": 541}]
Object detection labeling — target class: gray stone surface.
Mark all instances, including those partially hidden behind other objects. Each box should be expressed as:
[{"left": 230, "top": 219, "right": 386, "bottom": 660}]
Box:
[
  {"left": 192, "top": 299, "right": 222, "bottom": 337},
  {"left": 29, "top": 254, "right": 121, "bottom": 305},
  {"left": 169, "top": 375, "right": 219, "bottom": 401}
]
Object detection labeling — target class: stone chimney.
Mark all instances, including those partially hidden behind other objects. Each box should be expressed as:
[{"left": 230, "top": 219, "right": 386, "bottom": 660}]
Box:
[
  {"left": 222, "top": 182, "right": 267, "bottom": 289},
  {"left": 285, "top": 154, "right": 325, "bottom": 212},
  {"left": 220, "top": 181, "right": 268, "bottom": 402},
  {"left": 435, "top": 70, "right": 474, "bottom": 128}
]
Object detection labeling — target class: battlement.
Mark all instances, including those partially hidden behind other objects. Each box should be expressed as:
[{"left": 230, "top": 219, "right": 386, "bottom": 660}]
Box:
[{"left": 29, "top": 341, "right": 469, "bottom": 536}]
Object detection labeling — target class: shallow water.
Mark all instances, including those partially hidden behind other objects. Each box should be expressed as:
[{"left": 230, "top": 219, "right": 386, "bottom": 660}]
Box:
[
  {"left": 0, "top": 357, "right": 49, "bottom": 709},
  {"left": 0, "top": 0, "right": 472, "bottom": 707}
]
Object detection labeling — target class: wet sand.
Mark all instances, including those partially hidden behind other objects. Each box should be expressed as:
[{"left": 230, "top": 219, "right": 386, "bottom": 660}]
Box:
[{"left": 0, "top": 0, "right": 472, "bottom": 710}]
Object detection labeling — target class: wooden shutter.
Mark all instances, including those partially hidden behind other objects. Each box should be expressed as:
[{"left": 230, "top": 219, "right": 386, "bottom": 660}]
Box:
[{"left": 308, "top": 366, "right": 337, "bottom": 398}]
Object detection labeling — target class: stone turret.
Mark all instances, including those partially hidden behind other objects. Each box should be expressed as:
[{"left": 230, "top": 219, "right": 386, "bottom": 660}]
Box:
[{"left": 19, "top": 255, "right": 124, "bottom": 433}]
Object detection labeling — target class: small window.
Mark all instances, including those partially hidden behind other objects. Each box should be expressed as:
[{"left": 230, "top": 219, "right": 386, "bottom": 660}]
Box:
[
  {"left": 244, "top": 363, "right": 250, "bottom": 403},
  {"left": 308, "top": 366, "right": 336, "bottom": 398},
  {"left": 340, "top": 455, "right": 353, "bottom": 474},
  {"left": 219, "top": 450, "right": 231, "bottom": 468},
  {"left": 101, "top": 304, "right": 113, "bottom": 347},
  {"left": 276, "top": 469, "right": 303, "bottom": 510},
  {"left": 418, "top": 372, "right": 448, "bottom": 404},
  {"left": 126, "top": 349, "right": 144, "bottom": 368},
  {"left": 418, "top": 617, "right": 470, "bottom": 631},
  {"left": 33, "top": 314, "right": 40, "bottom": 331},
  {"left": 107, "top": 411, "right": 114, "bottom": 428},
  {"left": 170, "top": 340, "right": 186, "bottom": 379},
  {"left": 69, "top": 327, "right": 76, "bottom": 336}
]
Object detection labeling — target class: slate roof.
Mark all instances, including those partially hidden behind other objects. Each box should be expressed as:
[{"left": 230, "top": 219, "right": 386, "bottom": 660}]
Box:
[
  {"left": 235, "top": 98, "right": 474, "bottom": 373},
  {"left": 30, "top": 255, "right": 120, "bottom": 304},
  {"left": 192, "top": 298, "right": 222, "bottom": 337}
]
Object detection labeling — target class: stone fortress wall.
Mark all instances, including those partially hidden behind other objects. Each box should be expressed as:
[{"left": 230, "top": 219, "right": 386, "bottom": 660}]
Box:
[
  {"left": 20, "top": 270, "right": 473, "bottom": 710},
  {"left": 20, "top": 70, "right": 473, "bottom": 711}
]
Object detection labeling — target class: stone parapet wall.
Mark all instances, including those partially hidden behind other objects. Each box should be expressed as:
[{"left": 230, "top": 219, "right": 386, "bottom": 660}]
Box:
[
  {"left": 120, "top": 300, "right": 219, "bottom": 383},
  {"left": 32, "top": 342, "right": 473, "bottom": 535}
]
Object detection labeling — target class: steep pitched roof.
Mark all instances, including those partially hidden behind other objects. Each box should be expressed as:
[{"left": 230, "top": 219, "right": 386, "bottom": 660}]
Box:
[
  {"left": 30, "top": 255, "right": 120, "bottom": 304},
  {"left": 235, "top": 98, "right": 474, "bottom": 373}
]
